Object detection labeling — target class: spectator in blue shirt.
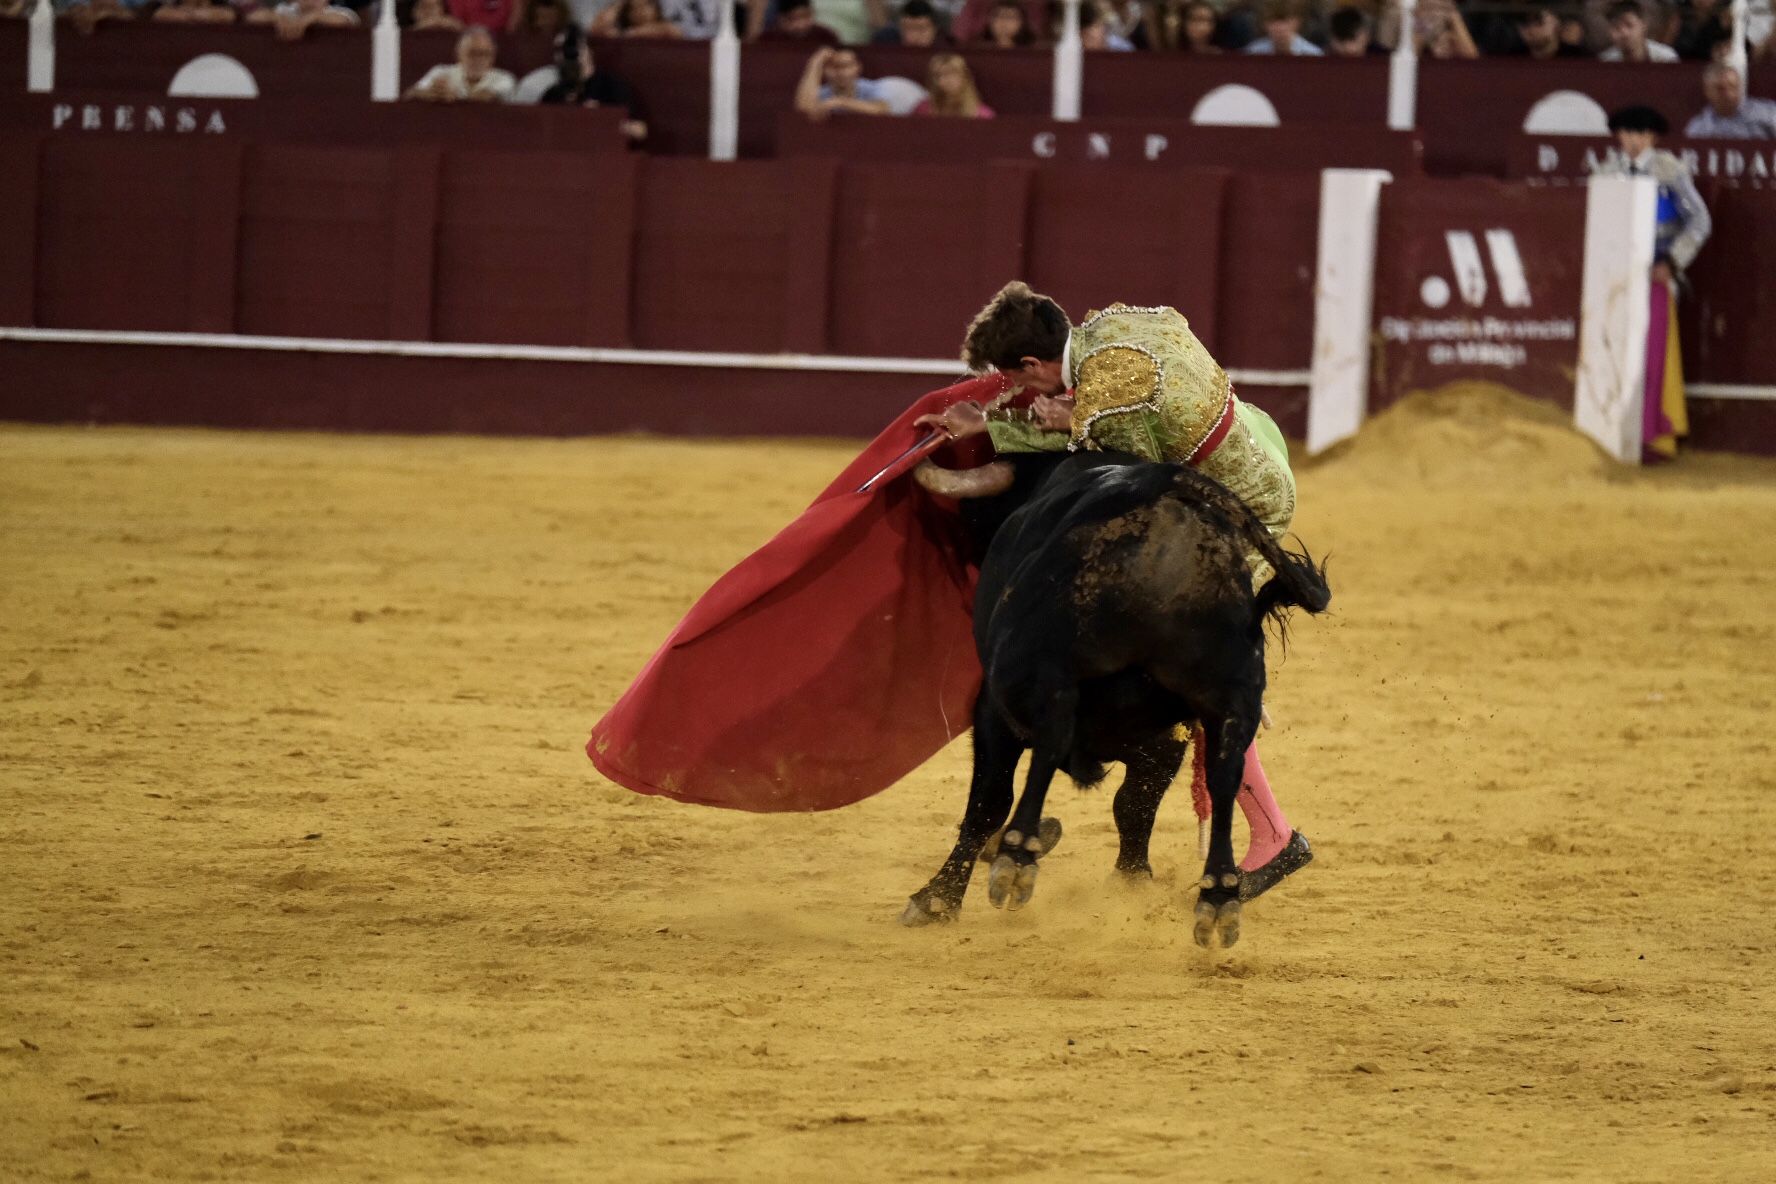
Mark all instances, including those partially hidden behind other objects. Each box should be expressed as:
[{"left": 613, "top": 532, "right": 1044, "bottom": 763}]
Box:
[
  {"left": 1243, "top": 0, "right": 1323, "bottom": 54},
  {"left": 795, "top": 48, "right": 893, "bottom": 121},
  {"left": 1685, "top": 62, "right": 1776, "bottom": 138}
]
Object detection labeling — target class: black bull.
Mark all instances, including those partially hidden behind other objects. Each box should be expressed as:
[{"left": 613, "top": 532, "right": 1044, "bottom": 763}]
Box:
[{"left": 899, "top": 450, "right": 1330, "bottom": 949}]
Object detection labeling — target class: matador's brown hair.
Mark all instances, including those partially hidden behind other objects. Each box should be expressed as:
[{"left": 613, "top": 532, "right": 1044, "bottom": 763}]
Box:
[{"left": 960, "top": 282, "right": 1071, "bottom": 373}]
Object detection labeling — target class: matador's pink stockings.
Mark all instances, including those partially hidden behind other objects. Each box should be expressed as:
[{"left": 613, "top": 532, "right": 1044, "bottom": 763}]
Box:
[
  {"left": 1188, "top": 734, "right": 1294, "bottom": 871},
  {"left": 1237, "top": 745, "right": 1292, "bottom": 871}
]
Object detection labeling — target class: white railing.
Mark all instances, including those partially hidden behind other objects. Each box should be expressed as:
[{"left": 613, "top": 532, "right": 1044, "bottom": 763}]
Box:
[
  {"left": 1051, "top": 0, "right": 1082, "bottom": 122},
  {"left": 1387, "top": 0, "right": 1419, "bottom": 133},
  {"left": 28, "top": 0, "right": 53, "bottom": 93},
  {"left": 708, "top": 0, "right": 741, "bottom": 161},
  {"left": 371, "top": 0, "right": 400, "bottom": 101}
]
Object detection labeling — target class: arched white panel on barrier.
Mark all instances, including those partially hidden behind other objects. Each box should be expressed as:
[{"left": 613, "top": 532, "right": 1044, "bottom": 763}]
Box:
[
  {"left": 513, "top": 66, "right": 560, "bottom": 106},
  {"left": 168, "top": 54, "right": 260, "bottom": 99},
  {"left": 1522, "top": 90, "right": 1610, "bottom": 136},
  {"left": 873, "top": 76, "right": 931, "bottom": 117},
  {"left": 1190, "top": 85, "right": 1280, "bottom": 128}
]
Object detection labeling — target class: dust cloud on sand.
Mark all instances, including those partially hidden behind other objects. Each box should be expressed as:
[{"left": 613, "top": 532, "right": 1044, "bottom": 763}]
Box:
[{"left": 3, "top": 390, "right": 1774, "bottom": 1181}]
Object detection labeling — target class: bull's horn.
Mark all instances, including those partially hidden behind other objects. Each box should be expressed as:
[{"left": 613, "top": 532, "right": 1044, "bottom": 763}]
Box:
[{"left": 913, "top": 460, "right": 1014, "bottom": 499}]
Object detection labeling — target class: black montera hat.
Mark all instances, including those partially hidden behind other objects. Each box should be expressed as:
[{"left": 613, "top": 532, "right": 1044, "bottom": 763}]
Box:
[{"left": 1608, "top": 105, "right": 1670, "bottom": 134}]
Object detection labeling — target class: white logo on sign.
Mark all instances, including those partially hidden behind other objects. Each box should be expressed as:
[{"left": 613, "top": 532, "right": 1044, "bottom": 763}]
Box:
[{"left": 1420, "top": 231, "right": 1532, "bottom": 309}]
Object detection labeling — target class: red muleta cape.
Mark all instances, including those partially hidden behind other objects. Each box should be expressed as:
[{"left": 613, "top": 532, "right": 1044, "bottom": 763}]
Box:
[{"left": 587, "top": 373, "right": 1016, "bottom": 812}]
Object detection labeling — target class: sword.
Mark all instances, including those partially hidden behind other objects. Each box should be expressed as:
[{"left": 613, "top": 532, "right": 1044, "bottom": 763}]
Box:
[{"left": 856, "top": 429, "right": 948, "bottom": 494}]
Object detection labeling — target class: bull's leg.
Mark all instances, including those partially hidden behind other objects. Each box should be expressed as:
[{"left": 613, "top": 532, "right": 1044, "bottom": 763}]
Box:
[
  {"left": 986, "top": 683, "right": 1078, "bottom": 911},
  {"left": 899, "top": 698, "right": 1022, "bottom": 927},
  {"left": 986, "top": 752, "right": 1060, "bottom": 910},
  {"left": 1111, "top": 731, "right": 1188, "bottom": 878},
  {"left": 1193, "top": 712, "right": 1259, "bottom": 949}
]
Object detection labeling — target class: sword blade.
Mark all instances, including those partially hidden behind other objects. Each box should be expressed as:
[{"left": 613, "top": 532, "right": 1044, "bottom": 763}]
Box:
[{"left": 856, "top": 430, "right": 947, "bottom": 494}]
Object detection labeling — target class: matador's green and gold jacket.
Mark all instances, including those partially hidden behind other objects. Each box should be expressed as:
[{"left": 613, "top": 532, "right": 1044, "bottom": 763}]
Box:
[{"left": 986, "top": 304, "right": 1297, "bottom": 544}]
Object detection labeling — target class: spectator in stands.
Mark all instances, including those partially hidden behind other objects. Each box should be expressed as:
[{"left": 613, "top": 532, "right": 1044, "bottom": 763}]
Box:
[
  {"left": 979, "top": 0, "right": 1036, "bottom": 44},
  {"left": 1381, "top": 0, "right": 1477, "bottom": 58},
  {"left": 1420, "top": 0, "right": 1477, "bottom": 57},
  {"left": 1243, "top": 0, "right": 1322, "bottom": 53},
  {"left": 404, "top": 27, "right": 517, "bottom": 100},
  {"left": 1667, "top": 0, "right": 1732, "bottom": 60},
  {"left": 247, "top": 0, "right": 360, "bottom": 38},
  {"left": 914, "top": 52, "right": 996, "bottom": 115},
  {"left": 1078, "top": 0, "right": 1134, "bottom": 47},
  {"left": 1685, "top": 61, "right": 1776, "bottom": 137},
  {"left": 55, "top": 0, "right": 152, "bottom": 33},
  {"left": 449, "top": 0, "right": 528, "bottom": 32},
  {"left": 871, "top": 0, "right": 946, "bottom": 44},
  {"left": 1096, "top": 0, "right": 1144, "bottom": 43},
  {"left": 795, "top": 47, "right": 893, "bottom": 119},
  {"left": 591, "top": 0, "right": 684, "bottom": 36},
  {"left": 1326, "top": 5, "right": 1376, "bottom": 54},
  {"left": 760, "top": 0, "right": 843, "bottom": 42},
  {"left": 154, "top": 0, "right": 238, "bottom": 22},
  {"left": 519, "top": 0, "right": 569, "bottom": 32},
  {"left": 409, "top": 0, "right": 465, "bottom": 29},
  {"left": 542, "top": 25, "right": 649, "bottom": 141},
  {"left": 1168, "top": 0, "right": 1223, "bottom": 51},
  {"left": 1506, "top": 4, "right": 1590, "bottom": 58},
  {"left": 1601, "top": 0, "right": 1679, "bottom": 60},
  {"left": 953, "top": 0, "right": 1044, "bottom": 44}
]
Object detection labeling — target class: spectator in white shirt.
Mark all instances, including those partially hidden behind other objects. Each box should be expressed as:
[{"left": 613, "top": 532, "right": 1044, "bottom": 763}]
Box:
[
  {"left": 1243, "top": 0, "right": 1323, "bottom": 53},
  {"left": 1600, "top": 0, "right": 1680, "bottom": 60},
  {"left": 1685, "top": 61, "right": 1776, "bottom": 137},
  {"left": 405, "top": 28, "right": 518, "bottom": 102},
  {"left": 246, "top": 0, "right": 359, "bottom": 40}
]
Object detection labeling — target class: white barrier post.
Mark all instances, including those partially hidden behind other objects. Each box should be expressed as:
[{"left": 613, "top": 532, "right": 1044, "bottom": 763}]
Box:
[
  {"left": 372, "top": 0, "right": 400, "bottom": 101},
  {"left": 709, "top": 0, "right": 741, "bottom": 160},
  {"left": 28, "top": 0, "right": 54, "bottom": 94},
  {"left": 1574, "top": 175, "right": 1657, "bottom": 463},
  {"left": 1307, "top": 169, "right": 1391, "bottom": 454},
  {"left": 1387, "top": 0, "right": 1417, "bottom": 131},
  {"left": 1728, "top": 0, "right": 1750, "bottom": 78},
  {"left": 1052, "top": 0, "right": 1082, "bottom": 122}
]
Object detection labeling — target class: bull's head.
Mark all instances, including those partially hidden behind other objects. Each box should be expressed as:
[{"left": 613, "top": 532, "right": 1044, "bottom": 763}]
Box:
[{"left": 912, "top": 459, "right": 1014, "bottom": 499}]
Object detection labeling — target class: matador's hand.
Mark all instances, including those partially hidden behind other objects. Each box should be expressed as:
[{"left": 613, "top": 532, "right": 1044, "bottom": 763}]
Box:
[
  {"left": 914, "top": 401, "right": 987, "bottom": 440},
  {"left": 1031, "top": 395, "right": 1075, "bottom": 432}
]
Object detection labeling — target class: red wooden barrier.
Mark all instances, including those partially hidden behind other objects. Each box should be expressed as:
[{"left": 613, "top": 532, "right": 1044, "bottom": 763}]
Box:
[
  {"left": 1686, "top": 186, "right": 1776, "bottom": 388},
  {"left": 775, "top": 114, "right": 1422, "bottom": 173},
  {"left": 53, "top": 21, "right": 371, "bottom": 98},
  {"left": 20, "top": 23, "right": 1776, "bottom": 176},
  {"left": 1082, "top": 53, "right": 1388, "bottom": 124},
  {"left": 1024, "top": 166, "right": 1229, "bottom": 351},
  {"left": 2, "top": 132, "right": 1318, "bottom": 376},
  {"left": 433, "top": 150, "right": 638, "bottom": 347},
  {"left": 0, "top": 91, "right": 629, "bottom": 150},
  {"left": 1417, "top": 58, "right": 1776, "bottom": 179},
  {"left": 0, "top": 18, "right": 24, "bottom": 93},
  {"left": 1216, "top": 172, "right": 1318, "bottom": 379},
  {"left": 1369, "top": 178, "right": 1586, "bottom": 414}
]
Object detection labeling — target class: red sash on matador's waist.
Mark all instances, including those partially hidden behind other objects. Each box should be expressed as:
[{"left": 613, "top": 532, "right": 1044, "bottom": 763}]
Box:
[
  {"left": 586, "top": 374, "right": 1011, "bottom": 814},
  {"left": 1185, "top": 390, "right": 1239, "bottom": 466}
]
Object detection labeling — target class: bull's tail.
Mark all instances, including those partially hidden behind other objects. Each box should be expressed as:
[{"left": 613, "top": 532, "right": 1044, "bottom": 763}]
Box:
[{"left": 1165, "top": 467, "right": 1331, "bottom": 632}]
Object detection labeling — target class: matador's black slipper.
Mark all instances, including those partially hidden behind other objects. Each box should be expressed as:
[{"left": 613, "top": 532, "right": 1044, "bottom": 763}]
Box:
[{"left": 1238, "top": 831, "right": 1313, "bottom": 902}]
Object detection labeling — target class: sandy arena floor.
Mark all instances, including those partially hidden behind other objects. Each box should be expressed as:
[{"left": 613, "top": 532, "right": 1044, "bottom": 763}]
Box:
[{"left": 3, "top": 389, "right": 1775, "bottom": 1182}]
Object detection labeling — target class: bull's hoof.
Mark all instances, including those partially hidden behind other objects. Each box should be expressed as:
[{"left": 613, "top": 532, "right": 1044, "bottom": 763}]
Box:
[
  {"left": 1192, "top": 898, "right": 1242, "bottom": 949},
  {"left": 986, "top": 854, "right": 1039, "bottom": 911},
  {"left": 899, "top": 893, "right": 957, "bottom": 928},
  {"left": 977, "top": 817, "right": 1063, "bottom": 864}
]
